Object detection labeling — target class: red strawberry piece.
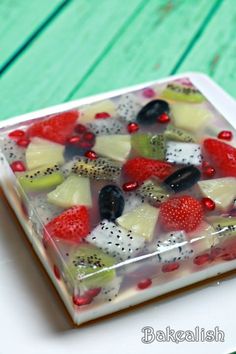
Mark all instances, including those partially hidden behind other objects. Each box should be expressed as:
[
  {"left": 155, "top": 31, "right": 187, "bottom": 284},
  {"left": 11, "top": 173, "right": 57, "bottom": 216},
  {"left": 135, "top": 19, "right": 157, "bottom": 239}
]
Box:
[
  {"left": 203, "top": 138, "right": 236, "bottom": 177},
  {"left": 159, "top": 195, "right": 203, "bottom": 232},
  {"left": 27, "top": 111, "right": 78, "bottom": 144},
  {"left": 123, "top": 157, "right": 173, "bottom": 183},
  {"left": 44, "top": 206, "right": 90, "bottom": 244}
]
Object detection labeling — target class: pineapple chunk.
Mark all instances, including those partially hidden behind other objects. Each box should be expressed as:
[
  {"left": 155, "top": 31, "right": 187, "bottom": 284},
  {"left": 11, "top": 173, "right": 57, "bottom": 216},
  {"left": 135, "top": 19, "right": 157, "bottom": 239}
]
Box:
[
  {"left": 116, "top": 203, "right": 159, "bottom": 241},
  {"left": 171, "top": 103, "right": 212, "bottom": 132},
  {"left": 26, "top": 138, "right": 64, "bottom": 170},
  {"left": 47, "top": 175, "right": 92, "bottom": 208},
  {"left": 93, "top": 135, "right": 131, "bottom": 162},
  {"left": 198, "top": 177, "right": 236, "bottom": 211}
]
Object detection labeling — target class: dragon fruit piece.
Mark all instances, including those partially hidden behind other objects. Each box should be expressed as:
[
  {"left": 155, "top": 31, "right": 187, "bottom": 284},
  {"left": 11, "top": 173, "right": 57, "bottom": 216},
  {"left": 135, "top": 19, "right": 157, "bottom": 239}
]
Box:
[
  {"left": 154, "top": 231, "right": 193, "bottom": 264},
  {"left": 86, "top": 220, "right": 146, "bottom": 262},
  {"left": 165, "top": 141, "right": 202, "bottom": 166},
  {"left": 123, "top": 192, "right": 145, "bottom": 214},
  {"left": 96, "top": 276, "right": 123, "bottom": 302},
  {"left": 0, "top": 137, "right": 25, "bottom": 163},
  {"left": 86, "top": 117, "right": 125, "bottom": 136},
  {"left": 116, "top": 93, "right": 142, "bottom": 122}
]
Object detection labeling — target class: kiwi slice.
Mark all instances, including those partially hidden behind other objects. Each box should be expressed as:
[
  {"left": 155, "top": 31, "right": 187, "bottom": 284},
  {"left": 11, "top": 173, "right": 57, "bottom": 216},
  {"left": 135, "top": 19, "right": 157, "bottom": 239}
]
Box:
[
  {"left": 137, "top": 179, "right": 171, "bottom": 205},
  {"left": 66, "top": 244, "right": 116, "bottom": 288},
  {"left": 17, "top": 164, "right": 64, "bottom": 192},
  {"left": 131, "top": 133, "right": 166, "bottom": 160},
  {"left": 164, "top": 124, "right": 196, "bottom": 143},
  {"left": 161, "top": 83, "right": 205, "bottom": 103},
  {"left": 208, "top": 217, "right": 236, "bottom": 240}
]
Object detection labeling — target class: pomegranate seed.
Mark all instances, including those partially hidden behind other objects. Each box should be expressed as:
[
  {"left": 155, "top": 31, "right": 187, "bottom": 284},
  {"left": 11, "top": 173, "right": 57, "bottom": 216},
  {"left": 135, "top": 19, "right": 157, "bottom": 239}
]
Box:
[
  {"left": 217, "top": 130, "right": 233, "bottom": 141},
  {"left": 53, "top": 265, "right": 61, "bottom": 280},
  {"left": 74, "top": 123, "right": 87, "bottom": 134},
  {"left": 8, "top": 129, "right": 25, "bottom": 140},
  {"left": 221, "top": 253, "right": 236, "bottom": 261},
  {"left": 73, "top": 294, "right": 93, "bottom": 306},
  {"left": 158, "top": 113, "right": 170, "bottom": 124},
  {"left": 137, "top": 278, "right": 152, "bottom": 290},
  {"left": 193, "top": 254, "right": 210, "bottom": 266},
  {"left": 84, "top": 150, "right": 97, "bottom": 159},
  {"left": 127, "top": 122, "right": 139, "bottom": 134},
  {"left": 17, "top": 138, "right": 30, "bottom": 148},
  {"left": 210, "top": 247, "right": 224, "bottom": 259},
  {"left": 67, "top": 135, "right": 81, "bottom": 144},
  {"left": 203, "top": 166, "right": 215, "bottom": 178},
  {"left": 85, "top": 288, "right": 101, "bottom": 298},
  {"left": 122, "top": 181, "right": 139, "bottom": 192},
  {"left": 143, "top": 88, "right": 155, "bottom": 98},
  {"left": 83, "top": 132, "right": 95, "bottom": 141},
  {"left": 95, "top": 112, "right": 111, "bottom": 119},
  {"left": 162, "top": 262, "right": 179, "bottom": 272},
  {"left": 201, "top": 197, "right": 215, "bottom": 211},
  {"left": 10, "top": 161, "right": 26, "bottom": 172},
  {"left": 202, "top": 161, "right": 210, "bottom": 169}
]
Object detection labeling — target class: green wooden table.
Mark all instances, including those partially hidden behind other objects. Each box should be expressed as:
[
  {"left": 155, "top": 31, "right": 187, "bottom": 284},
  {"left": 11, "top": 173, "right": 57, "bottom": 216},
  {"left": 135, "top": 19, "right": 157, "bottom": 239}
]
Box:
[{"left": 0, "top": 0, "right": 235, "bottom": 121}]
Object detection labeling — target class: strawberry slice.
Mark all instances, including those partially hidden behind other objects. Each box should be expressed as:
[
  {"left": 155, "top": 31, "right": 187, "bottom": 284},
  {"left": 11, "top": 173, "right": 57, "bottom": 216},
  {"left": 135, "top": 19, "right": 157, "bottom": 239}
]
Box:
[
  {"left": 27, "top": 111, "right": 78, "bottom": 144},
  {"left": 44, "top": 206, "right": 90, "bottom": 243},
  {"left": 204, "top": 138, "right": 236, "bottom": 177},
  {"left": 159, "top": 195, "right": 203, "bottom": 232},
  {"left": 123, "top": 157, "right": 173, "bottom": 182}
]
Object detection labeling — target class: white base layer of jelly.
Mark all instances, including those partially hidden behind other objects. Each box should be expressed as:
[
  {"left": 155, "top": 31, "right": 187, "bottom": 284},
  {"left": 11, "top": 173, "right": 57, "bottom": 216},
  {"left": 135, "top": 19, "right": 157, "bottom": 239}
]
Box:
[{"left": 1, "top": 72, "right": 236, "bottom": 326}]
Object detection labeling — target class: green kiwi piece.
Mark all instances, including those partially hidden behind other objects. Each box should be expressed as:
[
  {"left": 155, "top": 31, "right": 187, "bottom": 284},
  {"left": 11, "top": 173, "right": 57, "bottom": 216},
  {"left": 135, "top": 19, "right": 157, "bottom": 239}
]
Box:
[
  {"left": 137, "top": 179, "right": 171, "bottom": 205},
  {"left": 17, "top": 164, "right": 64, "bottom": 192},
  {"left": 66, "top": 244, "right": 116, "bottom": 288},
  {"left": 131, "top": 133, "right": 166, "bottom": 160},
  {"left": 164, "top": 124, "right": 196, "bottom": 143},
  {"left": 208, "top": 217, "right": 236, "bottom": 240},
  {"left": 162, "top": 83, "right": 205, "bottom": 103}
]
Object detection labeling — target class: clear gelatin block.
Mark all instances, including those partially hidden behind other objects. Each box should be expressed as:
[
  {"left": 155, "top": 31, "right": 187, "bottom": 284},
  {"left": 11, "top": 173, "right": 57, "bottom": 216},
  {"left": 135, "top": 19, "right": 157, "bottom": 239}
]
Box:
[{"left": 1, "top": 73, "right": 236, "bottom": 326}]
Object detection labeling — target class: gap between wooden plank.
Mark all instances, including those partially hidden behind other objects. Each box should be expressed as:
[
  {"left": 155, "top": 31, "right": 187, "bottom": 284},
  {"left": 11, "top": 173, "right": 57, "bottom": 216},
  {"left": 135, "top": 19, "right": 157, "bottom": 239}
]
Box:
[
  {"left": 66, "top": 0, "right": 219, "bottom": 102},
  {"left": 66, "top": 0, "right": 148, "bottom": 100},
  {"left": 0, "top": 0, "right": 73, "bottom": 75},
  {"left": 170, "top": 0, "right": 224, "bottom": 74}
]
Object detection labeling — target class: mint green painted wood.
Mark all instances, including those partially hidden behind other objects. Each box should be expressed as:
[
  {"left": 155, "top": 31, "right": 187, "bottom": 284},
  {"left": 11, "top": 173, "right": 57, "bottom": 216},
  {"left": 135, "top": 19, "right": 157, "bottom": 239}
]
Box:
[
  {"left": 0, "top": 0, "right": 146, "bottom": 120},
  {"left": 69, "top": 0, "right": 219, "bottom": 100},
  {"left": 176, "top": 0, "right": 236, "bottom": 98},
  {"left": 0, "top": 0, "right": 63, "bottom": 70}
]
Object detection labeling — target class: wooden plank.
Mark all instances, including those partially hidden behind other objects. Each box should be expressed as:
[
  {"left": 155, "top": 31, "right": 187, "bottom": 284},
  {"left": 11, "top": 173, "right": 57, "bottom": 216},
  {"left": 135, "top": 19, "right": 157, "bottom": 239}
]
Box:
[
  {"left": 0, "top": 0, "right": 65, "bottom": 71},
  {"left": 0, "top": 0, "right": 146, "bottom": 120},
  {"left": 68, "top": 0, "right": 219, "bottom": 101},
  {"left": 175, "top": 0, "right": 236, "bottom": 98}
]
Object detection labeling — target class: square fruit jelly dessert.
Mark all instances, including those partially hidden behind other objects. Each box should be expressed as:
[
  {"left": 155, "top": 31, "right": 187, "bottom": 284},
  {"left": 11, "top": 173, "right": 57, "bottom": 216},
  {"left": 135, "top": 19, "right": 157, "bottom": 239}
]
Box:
[{"left": 1, "top": 75, "right": 236, "bottom": 325}]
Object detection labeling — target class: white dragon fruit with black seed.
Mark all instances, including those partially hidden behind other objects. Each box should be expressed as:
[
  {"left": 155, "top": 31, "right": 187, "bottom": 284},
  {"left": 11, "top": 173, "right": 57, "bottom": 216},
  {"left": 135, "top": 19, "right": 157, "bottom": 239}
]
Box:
[
  {"left": 96, "top": 276, "right": 123, "bottom": 302},
  {"left": 86, "top": 118, "right": 125, "bottom": 135},
  {"left": 86, "top": 220, "right": 146, "bottom": 262},
  {"left": 0, "top": 137, "right": 25, "bottom": 163},
  {"left": 116, "top": 93, "right": 142, "bottom": 122},
  {"left": 154, "top": 231, "right": 193, "bottom": 264},
  {"left": 165, "top": 141, "right": 202, "bottom": 165},
  {"left": 123, "top": 192, "right": 145, "bottom": 214}
]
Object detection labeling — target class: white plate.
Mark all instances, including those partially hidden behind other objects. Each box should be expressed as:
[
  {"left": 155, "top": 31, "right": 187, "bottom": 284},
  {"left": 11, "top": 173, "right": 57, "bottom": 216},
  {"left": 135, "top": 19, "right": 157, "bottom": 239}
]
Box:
[{"left": 1, "top": 73, "right": 236, "bottom": 353}]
